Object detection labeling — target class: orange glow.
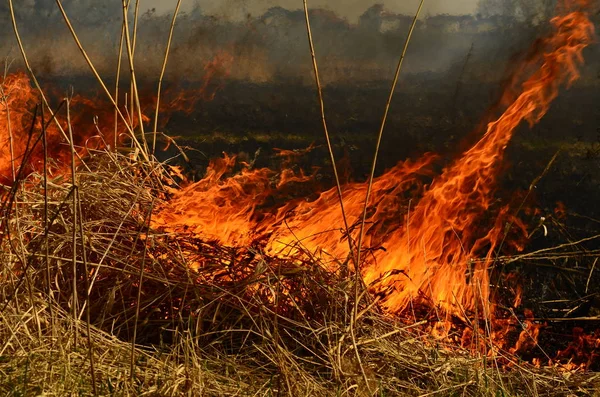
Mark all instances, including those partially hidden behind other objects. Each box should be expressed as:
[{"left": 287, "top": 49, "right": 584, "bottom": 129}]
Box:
[
  {"left": 0, "top": 52, "right": 233, "bottom": 185},
  {"left": 1, "top": 72, "right": 43, "bottom": 183},
  {"left": 510, "top": 309, "right": 542, "bottom": 355},
  {"left": 0, "top": 73, "right": 135, "bottom": 183},
  {"left": 555, "top": 327, "right": 600, "bottom": 370},
  {"left": 153, "top": 153, "right": 275, "bottom": 246},
  {"left": 1, "top": 0, "right": 593, "bottom": 366},
  {"left": 154, "top": 0, "right": 594, "bottom": 319},
  {"left": 154, "top": 50, "right": 234, "bottom": 116},
  {"left": 362, "top": 2, "right": 594, "bottom": 314}
]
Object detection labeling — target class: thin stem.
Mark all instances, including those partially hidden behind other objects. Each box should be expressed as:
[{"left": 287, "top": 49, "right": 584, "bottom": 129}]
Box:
[
  {"left": 114, "top": 21, "right": 126, "bottom": 149},
  {"left": 53, "top": 0, "right": 149, "bottom": 162},
  {"left": 7, "top": 104, "right": 43, "bottom": 338},
  {"left": 130, "top": 199, "right": 155, "bottom": 382},
  {"left": 131, "top": 0, "right": 140, "bottom": 58},
  {"left": 355, "top": 0, "right": 425, "bottom": 283},
  {"left": 41, "top": 102, "right": 56, "bottom": 337},
  {"left": 153, "top": 0, "right": 184, "bottom": 154},
  {"left": 302, "top": 1, "right": 355, "bottom": 269},
  {"left": 77, "top": 188, "right": 98, "bottom": 396},
  {"left": 67, "top": 97, "right": 79, "bottom": 347},
  {"left": 121, "top": 0, "right": 148, "bottom": 154},
  {"left": 8, "top": 0, "right": 89, "bottom": 169},
  {"left": 129, "top": 0, "right": 140, "bottom": 135},
  {"left": 0, "top": 79, "right": 15, "bottom": 181},
  {"left": 303, "top": 0, "right": 369, "bottom": 393}
]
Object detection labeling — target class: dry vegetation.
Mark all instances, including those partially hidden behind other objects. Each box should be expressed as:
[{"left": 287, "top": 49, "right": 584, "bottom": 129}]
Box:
[
  {"left": 1, "top": 1, "right": 600, "bottom": 396},
  {"left": 1, "top": 151, "right": 599, "bottom": 397}
]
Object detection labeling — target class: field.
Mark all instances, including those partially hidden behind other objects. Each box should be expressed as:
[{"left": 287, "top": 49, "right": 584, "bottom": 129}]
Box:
[{"left": 1, "top": 1, "right": 600, "bottom": 396}]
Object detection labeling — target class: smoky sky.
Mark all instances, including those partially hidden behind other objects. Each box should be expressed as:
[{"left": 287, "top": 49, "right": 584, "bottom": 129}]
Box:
[
  {"left": 3, "top": 0, "right": 592, "bottom": 86},
  {"left": 144, "top": 0, "right": 479, "bottom": 21}
]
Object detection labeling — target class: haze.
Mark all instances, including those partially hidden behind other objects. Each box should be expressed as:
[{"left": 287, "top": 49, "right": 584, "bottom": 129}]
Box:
[{"left": 143, "top": 0, "right": 479, "bottom": 21}]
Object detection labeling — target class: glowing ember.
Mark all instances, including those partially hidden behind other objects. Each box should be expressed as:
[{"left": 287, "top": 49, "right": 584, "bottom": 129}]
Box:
[{"left": 555, "top": 327, "right": 600, "bottom": 370}]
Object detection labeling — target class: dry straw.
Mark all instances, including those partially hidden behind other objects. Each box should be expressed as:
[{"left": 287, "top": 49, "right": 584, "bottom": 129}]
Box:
[{"left": 0, "top": 1, "right": 599, "bottom": 396}]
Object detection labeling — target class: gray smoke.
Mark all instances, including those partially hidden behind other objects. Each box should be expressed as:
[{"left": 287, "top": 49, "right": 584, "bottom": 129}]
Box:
[{"left": 0, "top": 0, "right": 597, "bottom": 85}]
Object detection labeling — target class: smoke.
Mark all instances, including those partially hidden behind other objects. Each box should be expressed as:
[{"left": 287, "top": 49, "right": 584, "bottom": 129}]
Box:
[{"left": 0, "top": 1, "right": 596, "bottom": 86}]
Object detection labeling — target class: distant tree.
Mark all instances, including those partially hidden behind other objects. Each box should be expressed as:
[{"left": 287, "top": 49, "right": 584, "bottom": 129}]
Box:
[
  {"left": 358, "top": 4, "right": 384, "bottom": 32},
  {"left": 476, "top": 0, "right": 556, "bottom": 24},
  {"left": 189, "top": 0, "right": 203, "bottom": 19}
]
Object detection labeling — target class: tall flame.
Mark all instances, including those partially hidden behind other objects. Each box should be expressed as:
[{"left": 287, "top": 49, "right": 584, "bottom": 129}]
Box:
[
  {"left": 364, "top": 3, "right": 595, "bottom": 313},
  {"left": 154, "top": 0, "right": 594, "bottom": 316}
]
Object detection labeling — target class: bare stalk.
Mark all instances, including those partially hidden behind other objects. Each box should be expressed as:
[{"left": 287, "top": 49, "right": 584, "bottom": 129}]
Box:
[
  {"left": 0, "top": 76, "right": 15, "bottom": 181},
  {"left": 585, "top": 257, "right": 598, "bottom": 294},
  {"left": 76, "top": 188, "right": 98, "bottom": 396},
  {"left": 302, "top": 1, "right": 355, "bottom": 269},
  {"left": 303, "top": 1, "right": 369, "bottom": 392},
  {"left": 53, "top": 0, "right": 149, "bottom": 162},
  {"left": 130, "top": 199, "right": 155, "bottom": 382},
  {"left": 129, "top": 0, "right": 140, "bottom": 136},
  {"left": 7, "top": 0, "right": 89, "bottom": 169},
  {"left": 350, "top": 6, "right": 423, "bottom": 388},
  {"left": 490, "top": 150, "right": 560, "bottom": 305},
  {"left": 355, "top": 0, "right": 425, "bottom": 281},
  {"left": 121, "top": 0, "right": 148, "bottom": 154},
  {"left": 114, "top": 21, "right": 126, "bottom": 149},
  {"left": 41, "top": 103, "right": 56, "bottom": 337},
  {"left": 153, "top": 0, "right": 184, "bottom": 153},
  {"left": 131, "top": 0, "right": 140, "bottom": 58},
  {"left": 66, "top": 98, "right": 79, "bottom": 346},
  {"left": 4, "top": 104, "right": 43, "bottom": 338}
]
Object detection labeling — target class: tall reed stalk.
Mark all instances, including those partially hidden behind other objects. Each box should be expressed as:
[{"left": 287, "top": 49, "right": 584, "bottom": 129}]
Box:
[{"left": 153, "top": 0, "right": 184, "bottom": 154}]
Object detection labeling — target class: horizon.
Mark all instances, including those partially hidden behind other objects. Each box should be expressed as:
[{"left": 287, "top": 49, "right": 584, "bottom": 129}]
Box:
[{"left": 144, "top": 0, "right": 480, "bottom": 22}]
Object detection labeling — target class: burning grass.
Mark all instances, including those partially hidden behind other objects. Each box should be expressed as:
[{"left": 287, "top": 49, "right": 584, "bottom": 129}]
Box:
[
  {"left": 0, "top": 150, "right": 598, "bottom": 396},
  {"left": 1, "top": 0, "right": 600, "bottom": 395}
]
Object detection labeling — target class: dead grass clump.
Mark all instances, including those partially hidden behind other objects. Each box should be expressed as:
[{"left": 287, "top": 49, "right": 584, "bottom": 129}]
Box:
[{"left": 1, "top": 150, "right": 599, "bottom": 396}]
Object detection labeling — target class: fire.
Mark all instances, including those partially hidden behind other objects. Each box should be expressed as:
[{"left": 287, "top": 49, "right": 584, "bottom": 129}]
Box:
[
  {"left": 363, "top": 2, "right": 595, "bottom": 314},
  {"left": 154, "top": 50, "right": 234, "bottom": 116},
  {"left": 0, "top": 52, "right": 233, "bottom": 185},
  {"left": 154, "top": 0, "right": 594, "bottom": 318},
  {"left": 555, "top": 327, "right": 600, "bottom": 370},
  {"left": 1, "top": 0, "right": 593, "bottom": 367},
  {"left": 155, "top": 153, "right": 274, "bottom": 246},
  {"left": 0, "top": 72, "right": 134, "bottom": 183},
  {"left": 1, "top": 72, "right": 44, "bottom": 183}
]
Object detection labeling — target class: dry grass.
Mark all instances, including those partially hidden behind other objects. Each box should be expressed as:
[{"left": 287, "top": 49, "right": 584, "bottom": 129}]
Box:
[
  {"left": 0, "top": 2, "right": 598, "bottom": 394},
  {"left": 0, "top": 149, "right": 598, "bottom": 396}
]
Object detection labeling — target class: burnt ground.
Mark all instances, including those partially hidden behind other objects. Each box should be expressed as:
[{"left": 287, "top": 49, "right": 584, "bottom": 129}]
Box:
[{"left": 160, "top": 75, "right": 600, "bottom": 216}]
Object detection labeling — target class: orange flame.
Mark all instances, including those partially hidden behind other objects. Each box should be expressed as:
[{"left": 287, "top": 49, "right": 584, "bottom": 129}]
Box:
[
  {"left": 1, "top": 72, "right": 43, "bottom": 183},
  {"left": 363, "top": 2, "right": 594, "bottom": 313},
  {"left": 154, "top": 0, "right": 594, "bottom": 318},
  {"left": 153, "top": 50, "right": 234, "bottom": 117},
  {"left": 0, "top": 51, "right": 233, "bottom": 184}
]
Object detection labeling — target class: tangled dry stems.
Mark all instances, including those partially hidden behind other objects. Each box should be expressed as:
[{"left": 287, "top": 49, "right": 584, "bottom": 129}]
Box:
[{"left": 0, "top": 150, "right": 599, "bottom": 396}]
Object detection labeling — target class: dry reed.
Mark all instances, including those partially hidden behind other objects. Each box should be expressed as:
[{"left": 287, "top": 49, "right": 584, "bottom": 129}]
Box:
[
  {"left": 1, "top": 2, "right": 599, "bottom": 396},
  {"left": 1, "top": 148, "right": 598, "bottom": 396}
]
